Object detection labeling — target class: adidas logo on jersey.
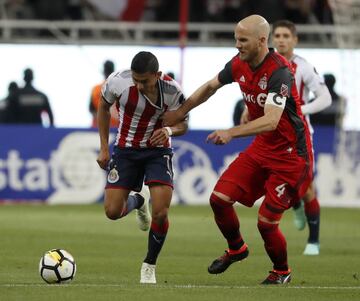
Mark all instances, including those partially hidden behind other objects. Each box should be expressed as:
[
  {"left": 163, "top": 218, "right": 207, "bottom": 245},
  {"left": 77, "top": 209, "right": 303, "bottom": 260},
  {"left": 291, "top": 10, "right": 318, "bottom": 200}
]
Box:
[{"left": 240, "top": 75, "right": 245, "bottom": 82}]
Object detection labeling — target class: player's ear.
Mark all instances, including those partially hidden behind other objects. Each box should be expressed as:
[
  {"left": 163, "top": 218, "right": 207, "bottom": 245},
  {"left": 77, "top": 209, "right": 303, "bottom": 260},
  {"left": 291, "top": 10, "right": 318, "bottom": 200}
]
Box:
[
  {"left": 294, "top": 35, "right": 298, "bottom": 46},
  {"left": 156, "top": 71, "right": 162, "bottom": 79}
]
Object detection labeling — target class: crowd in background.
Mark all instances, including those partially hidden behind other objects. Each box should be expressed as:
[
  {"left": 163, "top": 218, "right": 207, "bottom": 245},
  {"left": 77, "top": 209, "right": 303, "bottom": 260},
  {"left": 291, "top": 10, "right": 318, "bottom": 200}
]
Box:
[{"left": 0, "top": 0, "right": 333, "bottom": 24}]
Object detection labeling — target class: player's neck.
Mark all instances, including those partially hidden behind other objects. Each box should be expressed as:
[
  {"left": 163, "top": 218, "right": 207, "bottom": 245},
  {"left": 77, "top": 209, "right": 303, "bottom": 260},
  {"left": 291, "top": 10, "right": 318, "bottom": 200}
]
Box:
[
  {"left": 250, "top": 48, "right": 269, "bottom": 69},
  {"left": 283, "top": 50, "right": 294, "bottom": 61},
  {"left": 142, "top": 83, "right": 159, "bottom": 104}
]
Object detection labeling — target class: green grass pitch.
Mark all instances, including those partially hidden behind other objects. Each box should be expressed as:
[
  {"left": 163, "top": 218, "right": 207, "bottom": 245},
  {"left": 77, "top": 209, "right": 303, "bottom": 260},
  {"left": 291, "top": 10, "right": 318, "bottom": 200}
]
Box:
[{"left": 0, "top": 204, "right": 359, "bottom": 301}]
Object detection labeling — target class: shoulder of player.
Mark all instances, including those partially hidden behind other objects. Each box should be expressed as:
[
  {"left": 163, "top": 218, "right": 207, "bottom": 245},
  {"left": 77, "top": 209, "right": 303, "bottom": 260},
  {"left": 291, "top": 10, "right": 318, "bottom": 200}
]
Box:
[
  {"left": 106, "top": 70, "right": 133, "bottom": 88},
  {"left": 159, "top": 77, "right": 182, "bottom": 95},
  {"left": 292, "top": 54, "right": 314, "bottom": 71}
]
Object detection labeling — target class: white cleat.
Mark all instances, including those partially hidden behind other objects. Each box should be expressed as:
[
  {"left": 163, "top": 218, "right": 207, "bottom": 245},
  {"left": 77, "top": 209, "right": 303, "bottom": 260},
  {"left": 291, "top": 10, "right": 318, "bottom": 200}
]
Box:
[
  {"left": 135, "top": 186, "right": 151, "bottom": 231},
  {"left": 303, "top": 243, "right": 320, "bottom": 255},
  {"left": 140, "top": 262, "right": 156, "bottom": 284}
]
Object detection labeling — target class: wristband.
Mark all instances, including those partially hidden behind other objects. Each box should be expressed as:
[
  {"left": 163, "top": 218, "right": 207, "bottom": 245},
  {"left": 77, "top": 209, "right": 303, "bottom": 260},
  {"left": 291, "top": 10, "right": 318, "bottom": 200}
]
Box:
[{"left": 164, "top": 126, "right": 173, "bottom": 136}]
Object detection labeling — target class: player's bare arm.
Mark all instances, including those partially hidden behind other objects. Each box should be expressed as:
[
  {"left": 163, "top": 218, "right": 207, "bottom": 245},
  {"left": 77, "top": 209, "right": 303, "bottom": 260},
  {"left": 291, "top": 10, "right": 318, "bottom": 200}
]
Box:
[
  {"left": 207, "top": 103, "right": 284, "bottom": 145},
  {"left": 150, "top": 120, "right": 188, "bottom": 146},
  {"left": 163, "top": 75, "right": 223, "bottom": 126},
  {"left": 96, "top": 97, "right": 112, "bottom": 170},
  {"left": 240, "top": 106, "right": 250, "bottom": 124}
]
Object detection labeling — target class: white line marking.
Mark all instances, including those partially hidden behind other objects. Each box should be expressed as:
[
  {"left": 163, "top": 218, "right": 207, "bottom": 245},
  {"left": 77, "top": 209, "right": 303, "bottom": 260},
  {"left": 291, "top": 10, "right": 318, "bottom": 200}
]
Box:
[{"left": 1, "top": 284, "right": 359, "bottom": 289}]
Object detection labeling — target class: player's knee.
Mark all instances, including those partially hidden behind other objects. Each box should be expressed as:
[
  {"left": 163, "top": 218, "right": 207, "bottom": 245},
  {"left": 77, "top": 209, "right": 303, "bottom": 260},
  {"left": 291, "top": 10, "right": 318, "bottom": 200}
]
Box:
[
  {"left": 257, "top": 219, "right": 278, "bottom": 234},
  {"left": 209, "top": 191, "right": 233, "bottom": 209},
  {"left": 104, "top": 203, "right": 122, "bottom": 220},
  {"left": 152, "top": 207, "right": 169, "bottom": 224},
  {"left": 303, "top": 186, "right": 315, "bottom": 202}
]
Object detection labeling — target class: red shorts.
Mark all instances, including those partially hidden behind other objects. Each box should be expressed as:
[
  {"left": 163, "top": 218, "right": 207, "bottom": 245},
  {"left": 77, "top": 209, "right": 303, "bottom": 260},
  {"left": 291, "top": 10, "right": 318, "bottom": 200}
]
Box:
[{"left": 214, "top": 149, "right": 312, "bottom": 212}]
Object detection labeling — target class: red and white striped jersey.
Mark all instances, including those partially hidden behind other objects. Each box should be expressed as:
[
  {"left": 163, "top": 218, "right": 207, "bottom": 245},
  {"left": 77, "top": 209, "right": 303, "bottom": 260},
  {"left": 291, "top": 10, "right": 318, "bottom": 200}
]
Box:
[
  {"left": 290, "top": 54, "right": 326, "bottom": 133},
  {"left": 101, "top": 70, "right": 186, "bottom": 148}
]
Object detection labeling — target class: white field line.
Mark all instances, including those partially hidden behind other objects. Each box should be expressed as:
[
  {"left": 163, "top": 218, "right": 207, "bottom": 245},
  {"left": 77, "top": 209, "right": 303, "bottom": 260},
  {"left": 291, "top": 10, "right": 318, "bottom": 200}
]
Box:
[{"left": 0, "top": 284, "right": 359, "bottom": 289}]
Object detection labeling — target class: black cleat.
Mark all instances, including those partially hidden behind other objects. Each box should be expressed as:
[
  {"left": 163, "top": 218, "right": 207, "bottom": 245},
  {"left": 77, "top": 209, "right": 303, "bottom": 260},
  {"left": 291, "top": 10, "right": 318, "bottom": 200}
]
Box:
[
  {"left": 261, "top": 270, "right": 291, "bottom": 285},
  {"left": 208, "top": 247, "right": 249, "bottom": 274}
]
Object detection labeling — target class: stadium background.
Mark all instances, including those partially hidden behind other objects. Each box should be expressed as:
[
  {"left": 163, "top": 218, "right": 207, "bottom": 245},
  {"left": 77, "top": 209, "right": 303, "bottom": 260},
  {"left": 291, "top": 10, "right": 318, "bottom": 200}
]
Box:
[
  {"left": 0, "top": 1, "right": 359, "bottom": 300},
  {"left": 0, "top": 0, "right": 359, "bottom": 207}
]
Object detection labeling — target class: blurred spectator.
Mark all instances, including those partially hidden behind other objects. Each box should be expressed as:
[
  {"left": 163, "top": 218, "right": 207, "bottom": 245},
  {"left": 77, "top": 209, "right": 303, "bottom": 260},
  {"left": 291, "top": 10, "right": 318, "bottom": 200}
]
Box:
[
  {"left": 86, "top": 0, "right": 146, "bottom": 21},
  {"left": 89, "top": 60, "right": 118, "bottom": 128},
  {"left": 0, "top": 81, "right": 19, "bottom": 123},
  {"left": 247, "top": 0, "right": 285, "bottom": 24},
  {"left": 30, "top": 0, "right": 67, "bottom": 20},
  {"left": 166, "top": 71, "right": 175, "bottom": 79},
  {"left": 313, "top": 0, "right": 333, "bottom": 24},
  {"left": 6, "top": 68, "right": 54, "bottom": 126},
  {"left": 232, "top": 98, "right": 245, "bottom": 126},
  {"left": 0, "top": 0, "right": 34, "bottom": 19},
  {"left": 283, "top": 0, "right": 312, "bottom": 24},
  {"left": 312, "top": 73, "right": 346, "bottom": 127}
]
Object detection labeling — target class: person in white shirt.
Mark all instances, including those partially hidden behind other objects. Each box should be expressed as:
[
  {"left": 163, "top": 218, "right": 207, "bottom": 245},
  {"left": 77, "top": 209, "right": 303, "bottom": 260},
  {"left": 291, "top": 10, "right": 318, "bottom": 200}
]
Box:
[{"left": 272, "top": 19, "right": 332, "bottom": 256}]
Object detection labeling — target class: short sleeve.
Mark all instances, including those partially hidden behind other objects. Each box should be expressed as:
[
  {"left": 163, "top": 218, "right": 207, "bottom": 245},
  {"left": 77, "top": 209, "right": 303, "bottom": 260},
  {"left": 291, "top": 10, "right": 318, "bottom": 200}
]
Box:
[
  {"left": 302, "top": 62, "right": 324, "bottom": 93},
  {"left": 101, "top": 71, "right": 129, "bottom": 104},
  {"left": 218, "top": 59, "right": 234, "bottom": 85},
  {"left": 268, "top": 67, "right": 293, "bottom": 95}
]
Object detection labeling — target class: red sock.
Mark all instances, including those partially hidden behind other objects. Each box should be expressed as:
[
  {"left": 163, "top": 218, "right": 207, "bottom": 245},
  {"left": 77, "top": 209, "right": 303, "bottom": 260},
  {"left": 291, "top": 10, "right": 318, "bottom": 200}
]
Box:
[
  {"left": 210, "top": 193, "right": 244, "bottom": 250},
  {"left": 304, "top": 197, "right": 320, "bottom": 216},
  {"left": 258, "top": 220, "right": 288, "bottom": 271},
  {"left": 304, "top": 197, "right": 320, "bottom": 243}
]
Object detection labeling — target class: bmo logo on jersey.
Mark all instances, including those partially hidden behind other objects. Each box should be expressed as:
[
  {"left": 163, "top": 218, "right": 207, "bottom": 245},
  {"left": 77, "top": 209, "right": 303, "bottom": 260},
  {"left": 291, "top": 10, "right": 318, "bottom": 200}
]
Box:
[{"left": 242, "top": 92, "right": 267, "bottom": 107}]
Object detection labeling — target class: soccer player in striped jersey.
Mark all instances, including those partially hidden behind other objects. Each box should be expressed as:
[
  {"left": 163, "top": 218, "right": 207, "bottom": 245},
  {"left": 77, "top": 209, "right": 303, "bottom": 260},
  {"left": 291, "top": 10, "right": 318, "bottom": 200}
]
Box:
[
  {"left": 96, "top": 51, "right": 188, "bottom": 284},
  {"left": 272, "top": 20, "right": 332, "bottom": 256},
  {"left": 164, "top": 15, "right": 313, "bottom": 285}
]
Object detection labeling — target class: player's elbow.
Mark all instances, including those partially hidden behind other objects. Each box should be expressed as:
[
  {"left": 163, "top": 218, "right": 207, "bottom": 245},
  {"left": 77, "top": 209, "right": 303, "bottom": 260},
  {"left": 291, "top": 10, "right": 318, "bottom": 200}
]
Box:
[{"left": 268, "top": 119, "right": 279, "bottom": 131}]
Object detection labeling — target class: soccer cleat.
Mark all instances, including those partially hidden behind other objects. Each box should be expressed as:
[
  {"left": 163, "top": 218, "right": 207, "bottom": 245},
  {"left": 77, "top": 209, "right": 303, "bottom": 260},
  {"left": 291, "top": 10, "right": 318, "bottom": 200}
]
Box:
[
  {"left": 140, "top": 262, "right": 156, "bottom": 284},
  {"left": 261, "top": 270, "right": 291, "bottom": 285},
  {"left": 303, "top": 242, "right": 320, "bottom": 255},
  {"left": 208, "top": 245, "right": 249, "bottom": 274},
  {"left": 293, "top": 201, "right": 306, "bottom": 230},
  {"left": 135, "top": 186, "right": 151, "bottom": 231}
]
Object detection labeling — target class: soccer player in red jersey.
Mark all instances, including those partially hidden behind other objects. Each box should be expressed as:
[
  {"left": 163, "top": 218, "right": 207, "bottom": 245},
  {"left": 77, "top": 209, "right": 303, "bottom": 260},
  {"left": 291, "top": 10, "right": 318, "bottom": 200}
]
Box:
[
  {"left": 163, "top": 15, "right": 313, "bottom": 284},
  {"left": 97, "top": 51, "right": 188, "bottom": 284},
  {"left": 272, "top": 20, "right": 332, "bottom": 256}
]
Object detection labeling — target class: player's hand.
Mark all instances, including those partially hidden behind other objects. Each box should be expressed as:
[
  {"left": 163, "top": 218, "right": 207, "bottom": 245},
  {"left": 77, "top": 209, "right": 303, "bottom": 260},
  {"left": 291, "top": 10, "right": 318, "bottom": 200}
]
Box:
[
  {"left": 162, "top": 110, "right": 183, "bottom": 127},
  {"left": 240, "top": 107, "right": 250, "bottom": 124},
  {"left": 96, "top": 149, "right": 110, "bottom": 170},
  {"left": 150, "top": 128, "right": 170, "bottom": 146},
  {"left": 206, "top": 130, "right": 232, "bottom": 145}
]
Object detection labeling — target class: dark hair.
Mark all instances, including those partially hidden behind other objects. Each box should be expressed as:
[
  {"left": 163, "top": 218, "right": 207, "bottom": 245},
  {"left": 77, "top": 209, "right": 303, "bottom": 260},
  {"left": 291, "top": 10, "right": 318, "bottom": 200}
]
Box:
[
  {"left": 324, "top": 73, "right": 336, "bottom": 88},
  {"left": 103, "top": 60, "right": 115, "bottom": 77},
  {"left": 131, "top": 51, "right": 159, "bottom": 74},
  {"left": 24, "top": 68, "right": 34, "bottom": 83},
  {"left": 272, "top": 20, "right": 297, "bottom": 36}
]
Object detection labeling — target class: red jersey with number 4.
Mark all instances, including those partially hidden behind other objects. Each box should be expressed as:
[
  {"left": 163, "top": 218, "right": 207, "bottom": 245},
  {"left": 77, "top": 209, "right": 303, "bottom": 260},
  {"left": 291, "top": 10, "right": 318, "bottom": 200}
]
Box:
[{"left": 218, "top": 49, "right": 313, "bottom": 198}]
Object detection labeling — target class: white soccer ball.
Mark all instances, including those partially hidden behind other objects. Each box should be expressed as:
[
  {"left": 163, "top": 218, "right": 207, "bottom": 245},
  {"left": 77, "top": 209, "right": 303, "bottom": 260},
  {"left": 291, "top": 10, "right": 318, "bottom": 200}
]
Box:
[{"left": 39, "top": 249, "right": 76, "bottom": 284}]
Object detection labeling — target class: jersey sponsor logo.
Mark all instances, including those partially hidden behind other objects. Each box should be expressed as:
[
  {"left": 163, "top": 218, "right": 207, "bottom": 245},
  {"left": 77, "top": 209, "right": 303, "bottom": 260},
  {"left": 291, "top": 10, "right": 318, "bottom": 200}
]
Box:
[
  {"left": 242, "top": 92, "right": 267, "bottom": 107},
  {"left": 240, "top": 75, "right": 245, "bottom": 82},
  {"left": 258, "top": 75, "right": 268, "bottom": 90}
]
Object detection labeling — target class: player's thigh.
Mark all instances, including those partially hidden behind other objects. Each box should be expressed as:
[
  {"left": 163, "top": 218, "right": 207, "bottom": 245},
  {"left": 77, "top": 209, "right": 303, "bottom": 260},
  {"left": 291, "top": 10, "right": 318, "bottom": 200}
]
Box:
[
  {"left": 106, "top": 148, "right": 144, "bottom": 192},
  {"left": 104, "top": 188, "right": 131, "bottom": 210},
  {"left": 144, "top": 148, "right": 174, "bottom": 187},
  {"left": 217, "top": 152, "right": 266, "bottom": 206},
  {"left": 263, "top": 173, "right": 299, "bottom": 213}
]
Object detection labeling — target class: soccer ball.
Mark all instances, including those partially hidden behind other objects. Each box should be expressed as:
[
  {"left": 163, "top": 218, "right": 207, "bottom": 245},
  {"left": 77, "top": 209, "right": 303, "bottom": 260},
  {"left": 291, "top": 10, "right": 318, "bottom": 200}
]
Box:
[{"left": 39, "top": 249, "right": 76, "bottom": 284}]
